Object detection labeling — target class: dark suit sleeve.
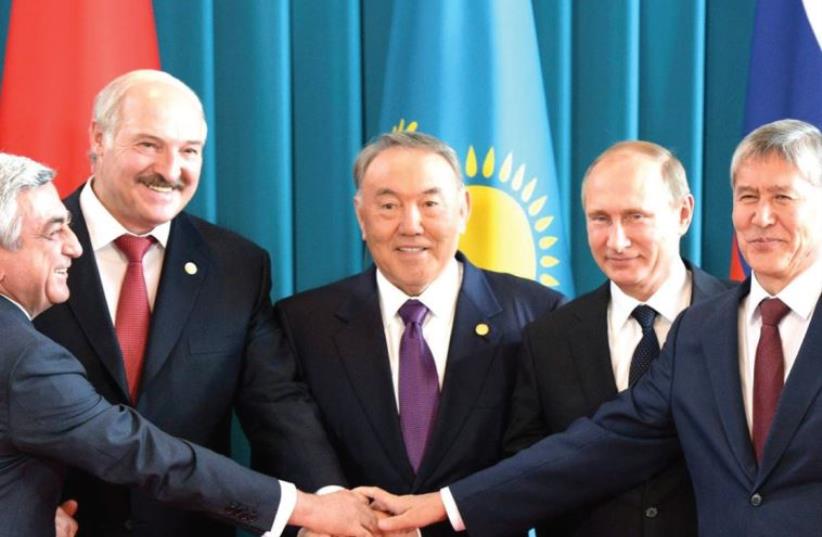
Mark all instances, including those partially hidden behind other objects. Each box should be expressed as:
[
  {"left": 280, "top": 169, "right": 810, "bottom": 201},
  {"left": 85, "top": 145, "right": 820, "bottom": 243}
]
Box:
[
  {"left": 7, "top": 338, "right": 281, "bottom": 535},
  {"left": 449, "top": 315, "right": 687, "bottom": 537},
  {"left": 503, "top": 323, "right": 553, "bottom": 455},
  {"left": 233, "top": 250, "right": 347, "bottom": 491}
]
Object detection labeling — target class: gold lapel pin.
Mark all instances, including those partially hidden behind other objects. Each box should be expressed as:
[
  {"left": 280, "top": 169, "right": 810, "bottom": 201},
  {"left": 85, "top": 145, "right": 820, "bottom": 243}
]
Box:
[
  {"left": 475, "top": 323, "right": 490, "bottom": 337},
  {"left": 184, "top": 262, "right": 198, "bottom": 275}
]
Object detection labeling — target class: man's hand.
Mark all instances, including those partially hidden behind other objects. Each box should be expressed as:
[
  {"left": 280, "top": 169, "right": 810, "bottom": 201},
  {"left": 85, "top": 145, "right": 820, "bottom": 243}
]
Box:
[
  {"left": 290, "top": 489, "right": 378, "bottom": 537},
  {"left": 355, "top": 488, "right": 446, "bottom": 532},
  {"left": 55, "top": 500, "right": 79, "bottom": 537},
  {"left": 298, "top": 507, "right": 419, "bottom": 537}
]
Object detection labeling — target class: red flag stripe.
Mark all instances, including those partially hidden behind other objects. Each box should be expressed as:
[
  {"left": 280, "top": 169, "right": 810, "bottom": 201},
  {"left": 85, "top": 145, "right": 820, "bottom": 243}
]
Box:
[{"left": 0, "top": 0, "right": 160, "bottom": 196}]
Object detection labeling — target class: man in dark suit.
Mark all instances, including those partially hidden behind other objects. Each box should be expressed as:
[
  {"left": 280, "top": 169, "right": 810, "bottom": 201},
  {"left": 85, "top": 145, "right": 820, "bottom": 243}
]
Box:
[
  {"left": 504, "top": 141, "right": 731, "bottom": 536},
  {"left": 275, "top": 132, "right": 565, "bottom": 536},
  {"left": 34, "top": 70, "right": 346, "bottom": 537},
  {"left": 366, "top": 119, "right": 822, "bottom": 536},
  {"left": 0, "top": 152, "right": 377, "bottom": 537}
]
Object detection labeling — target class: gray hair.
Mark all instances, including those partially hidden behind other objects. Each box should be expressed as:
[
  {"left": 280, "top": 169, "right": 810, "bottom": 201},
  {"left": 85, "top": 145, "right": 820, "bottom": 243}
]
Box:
[
  {"left": 730, "top": 118, "right": 822, "bottom": 187},
  {"left": 581, "top": 140, "right": 690, "bottom": 207},
  {"left": 353, "top": 131, "right": 462, "bottom": 190},
  {"left": 0, "top": 153, "right": 55, "bottom": 250},
  {"left": 91, "top": 69, "right": 207, "bottom": 150}
]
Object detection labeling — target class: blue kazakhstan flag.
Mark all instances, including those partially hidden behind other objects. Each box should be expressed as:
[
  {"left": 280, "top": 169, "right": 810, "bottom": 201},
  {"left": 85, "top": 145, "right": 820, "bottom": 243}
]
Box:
[{"left": 379, "top": 0, "right": 574, "bottom": 296}]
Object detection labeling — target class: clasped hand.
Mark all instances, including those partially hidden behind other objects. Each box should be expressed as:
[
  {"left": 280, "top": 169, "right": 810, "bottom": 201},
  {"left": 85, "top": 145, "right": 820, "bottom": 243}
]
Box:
[{"left": 299, "top": 486, "right": 446, "bottom": 537}]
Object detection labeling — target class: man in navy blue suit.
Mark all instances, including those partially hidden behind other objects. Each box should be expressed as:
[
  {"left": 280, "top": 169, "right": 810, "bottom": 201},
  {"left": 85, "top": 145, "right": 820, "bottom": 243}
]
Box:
[
  {"left": 0, "top": 152, "right": 377, "bottom": 537},
  {"left": 34, "top": 69, "right": 346, "bottom": 537},
  {"left": 365, "top": 119, "right": 822, "bottom": 537},
  {"left": 276, "top": 132, "right": 565, "bottom": 537}
]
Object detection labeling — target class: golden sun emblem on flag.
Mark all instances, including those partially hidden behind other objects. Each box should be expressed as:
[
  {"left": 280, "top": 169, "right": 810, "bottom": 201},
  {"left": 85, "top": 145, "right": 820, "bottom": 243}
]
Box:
[{"left": 392, "top": 120, "right": 563, "bottom": 287}]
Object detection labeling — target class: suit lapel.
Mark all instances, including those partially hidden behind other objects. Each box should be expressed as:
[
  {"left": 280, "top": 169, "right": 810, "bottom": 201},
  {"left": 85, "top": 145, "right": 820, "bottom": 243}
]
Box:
[
  {"left": 415, "top": 262, "right": 503, "bottom": 484},
  {"left": 333, "top": 269, "right": 415, "bottom": 484},
  {"left": 756, "top": 293, "right": 822, "bottom": 486},
  {"left": 569, "top": 284, "right": 619, "bottom": 405},
  {"left": 703, "top": 282, "right": 757, "bottom": 482},
  {"left": 64, "top": 193, "right": 131, "bottom": 401},
  {"left": 139, "top": 214, "right": 210, "bottom": 396}
]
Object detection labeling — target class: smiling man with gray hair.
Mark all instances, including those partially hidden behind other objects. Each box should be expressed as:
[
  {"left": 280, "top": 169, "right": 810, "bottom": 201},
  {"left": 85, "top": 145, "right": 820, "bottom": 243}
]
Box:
[{"left": 0, "top": 152, "right": 379, "bottom": 537}]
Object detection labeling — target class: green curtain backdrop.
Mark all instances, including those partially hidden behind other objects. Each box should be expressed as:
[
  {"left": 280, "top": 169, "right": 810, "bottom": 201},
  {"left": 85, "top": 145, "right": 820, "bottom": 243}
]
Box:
[
  {"left": 0, "top": 0, "right": 756, "bottom": 298},
  {"left": 0, "top": 2, "right": 758, "bottom": 535}
]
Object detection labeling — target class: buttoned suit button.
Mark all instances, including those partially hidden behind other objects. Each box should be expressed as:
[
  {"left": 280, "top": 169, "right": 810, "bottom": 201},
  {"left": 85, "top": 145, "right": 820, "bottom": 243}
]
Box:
[
  {"left": 644, "top": 506, "right": 658, "bottom": 518},
  {"left": 751, "top": 493, "right": 763, "bottom": 506}
]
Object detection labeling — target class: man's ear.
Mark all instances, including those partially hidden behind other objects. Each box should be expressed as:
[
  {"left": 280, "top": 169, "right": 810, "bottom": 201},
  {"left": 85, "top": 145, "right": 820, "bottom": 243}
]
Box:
[
  {"left": 677, "top": 194, "right": 695, "bottom": 235},
  {"left": 89, "top": 122, "right": 106, "bottom": 163},
  {"left": 353, "top": 194, "right": 367, "bottom": 241}
]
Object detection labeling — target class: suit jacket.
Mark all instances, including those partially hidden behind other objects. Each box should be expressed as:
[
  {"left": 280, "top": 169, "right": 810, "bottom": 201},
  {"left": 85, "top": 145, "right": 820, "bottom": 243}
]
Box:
[
  {"left": 0, "top": 297, "right": 280, "bottom": 537},
  {"left": 504, "top": 264, "right": 731, "bottom": 537},
  {"left": 275, "top": 253, "right": 565, "bottom": 537},
  {"left": 450, "top": 280, "right": 822, "bottom": 537},
  {"left": 34, "top": 188, "right": 344, "bottom": 537}
]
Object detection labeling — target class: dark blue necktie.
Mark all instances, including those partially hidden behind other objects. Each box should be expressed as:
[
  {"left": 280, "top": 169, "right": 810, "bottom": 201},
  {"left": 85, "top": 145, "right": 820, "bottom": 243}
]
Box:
[
  {"left": 628, "top": 305, "right": 659, "bottom": 387},
  {"left": 398, "top": 299, "right": 440, "bottom": 472}
]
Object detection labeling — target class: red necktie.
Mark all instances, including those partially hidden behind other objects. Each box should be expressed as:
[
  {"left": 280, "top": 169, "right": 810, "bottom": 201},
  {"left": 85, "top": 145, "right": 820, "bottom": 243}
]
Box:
[
  {"left": 752, "top": 297, "right": 791, "bottom": 462},
  {"left": 114, "top": 235, "right": 154, "bottom": 403}
]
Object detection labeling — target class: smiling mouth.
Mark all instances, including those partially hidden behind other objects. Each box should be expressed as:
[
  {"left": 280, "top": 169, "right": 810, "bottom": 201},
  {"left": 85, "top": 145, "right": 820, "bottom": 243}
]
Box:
[
  {"left": 138, "top": 174, "right": 182, "bottom": 194},
  {"left": 397, "top": 246, "right": 428, "bottom": 252}
]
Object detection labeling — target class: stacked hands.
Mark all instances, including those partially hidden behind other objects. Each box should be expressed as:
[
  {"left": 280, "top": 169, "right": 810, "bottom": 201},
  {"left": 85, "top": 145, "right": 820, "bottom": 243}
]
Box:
[
  {"left": 54, "top": 488, "right": 444, "bottom": 537},
  {"left": 295, "top": 487, "right": 446, "bottom": 537}
]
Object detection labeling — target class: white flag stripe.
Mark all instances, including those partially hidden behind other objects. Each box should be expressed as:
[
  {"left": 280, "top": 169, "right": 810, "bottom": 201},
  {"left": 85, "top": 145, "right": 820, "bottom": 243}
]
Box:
[{"left": 803, "top": 0, "right": 822, "bottom": 51}]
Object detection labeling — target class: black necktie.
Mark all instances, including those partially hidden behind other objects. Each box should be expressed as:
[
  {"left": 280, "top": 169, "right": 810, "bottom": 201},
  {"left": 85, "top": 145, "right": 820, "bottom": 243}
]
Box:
[{"left": 628, "top": 305, "right": 659, "bottom": 387}]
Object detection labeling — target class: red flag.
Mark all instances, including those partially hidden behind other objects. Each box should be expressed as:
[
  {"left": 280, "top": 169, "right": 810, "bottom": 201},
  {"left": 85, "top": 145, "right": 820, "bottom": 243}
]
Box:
[
  {"left": 728, "top": 235, "right": 747, "bottom": 282},
  {"left": 0, "top": 0, "right": 160, "bottom": 196}
]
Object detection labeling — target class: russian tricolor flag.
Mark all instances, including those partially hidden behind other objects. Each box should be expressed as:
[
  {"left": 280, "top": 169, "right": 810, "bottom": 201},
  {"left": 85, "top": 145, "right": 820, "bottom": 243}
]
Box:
[{"left": 730, "top": 0, "right": 822, "bottom": 281}]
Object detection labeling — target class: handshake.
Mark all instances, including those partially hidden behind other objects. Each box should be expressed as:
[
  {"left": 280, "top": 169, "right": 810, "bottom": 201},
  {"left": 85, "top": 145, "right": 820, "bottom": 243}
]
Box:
[{"left": 294, "top": 487, "right": 448, "bottom": 537}]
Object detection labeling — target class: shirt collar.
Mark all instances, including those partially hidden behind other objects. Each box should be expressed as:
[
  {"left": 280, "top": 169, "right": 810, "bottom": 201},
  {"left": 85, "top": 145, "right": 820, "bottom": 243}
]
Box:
[
  {"left": 609, "top": 257, "right": 690, "bottom": 327},
  {"left": 748, "top": 255, "right": 822, "bottom": 324},
  {"left": 0, "top": 294, "right": 32, "bottom": 320},
  {"left": 80, "top": 179, "right": 171, "bottom": 250},
  {"left": 376, "top": 257, "right": 462, "bottom": 323}
]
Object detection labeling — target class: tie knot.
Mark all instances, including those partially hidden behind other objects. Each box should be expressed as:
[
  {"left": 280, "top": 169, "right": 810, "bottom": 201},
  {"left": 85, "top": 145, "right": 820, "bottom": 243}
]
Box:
[
  {"left": 398, "top": 299, "right": 429, "bottom": 326},
  {"left": 759, "top": 298, "right": 790, "bottom": 327},
  {"left": 631, "top": 304, "right": 657, "bottom": 330},
  {"left": 114, "top": 234, "right": 154, "bottom": 262}
]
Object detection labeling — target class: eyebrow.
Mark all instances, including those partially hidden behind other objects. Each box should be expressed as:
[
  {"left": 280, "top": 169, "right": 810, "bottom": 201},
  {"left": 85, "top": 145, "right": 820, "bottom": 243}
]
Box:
[
  {"left": 374, "top": 187, "right": 443, "bottom": 196},
  {"left": 42, "top": 213, "right": 71, "bottom": 228},
  {"left": 734, "top": 184, "right": 794, "bottom": 194},
  {"left": 134, "top": 132, "right": 204, "bottom": 146}
]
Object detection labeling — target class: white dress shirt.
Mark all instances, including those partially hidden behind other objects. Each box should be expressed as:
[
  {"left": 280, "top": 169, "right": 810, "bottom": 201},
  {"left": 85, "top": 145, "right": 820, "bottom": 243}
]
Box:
[
  {"left": 738, "top": 256, "right": 822, "bottom": 434},
  {"left": 79, "top": 180, "right": 169, "bottom": 320},
  {"left": 80, "top": 180, "right": 293, "bottom": 536},
  {"left": 377, "top": 258, "right": 463, "bottom": 408},
  {"left": 607, "top": 258, "right": 692, "bottom": 391}
]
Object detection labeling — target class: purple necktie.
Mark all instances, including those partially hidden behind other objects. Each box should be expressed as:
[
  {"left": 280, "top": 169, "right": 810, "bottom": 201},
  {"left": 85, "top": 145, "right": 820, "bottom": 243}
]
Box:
[
  {"left": 398, "top": 299, "right": 440, "bottom": 472},
  {"left": 752, "top": 298, "right": 790, "bottom": 462}
]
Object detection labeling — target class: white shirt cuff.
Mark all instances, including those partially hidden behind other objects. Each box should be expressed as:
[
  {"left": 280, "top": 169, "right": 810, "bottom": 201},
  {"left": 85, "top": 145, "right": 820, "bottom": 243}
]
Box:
[
  {"left": 316, "top": 484, "right": 345, "bottom": 495},
  {"left": 262, "top": 480, "right": 297, "bottom": 537},
  {"left": 440, "top": 487, "right": 466, "bottom": 532}
]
